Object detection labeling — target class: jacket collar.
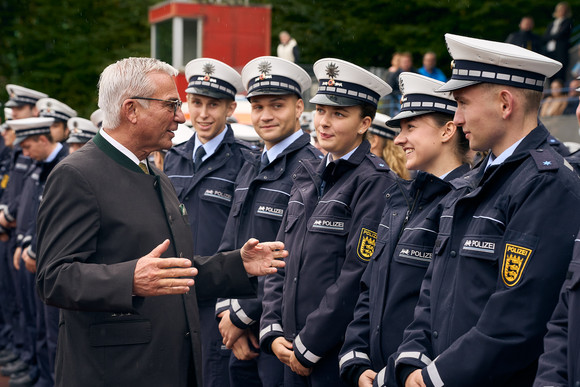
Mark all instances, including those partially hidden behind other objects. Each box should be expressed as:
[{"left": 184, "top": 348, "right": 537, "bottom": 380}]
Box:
[{"left": 93, "top": 131, "right": 145, "bottom": 175}]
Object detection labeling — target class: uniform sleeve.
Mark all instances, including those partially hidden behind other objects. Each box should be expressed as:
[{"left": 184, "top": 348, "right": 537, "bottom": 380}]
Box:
[
  {"left": 406, "top": 175, "right": 580, "bottom": 387},
  {"left": 259, "top": 212, "right": 288, "bottom": 354},
  {"left": 339, "top": 261, "right": 374, "bottom": 382},
  {"left": 36, "top": 163, "right": 138, "bottom": 312},
  {"left": 293, "top": 175, "right": 387, "bottom": 368},
  {"left": 393, "top": 252, "right": 436, "bottom": 386},
  {"left": 534, "top": 239, "right": 580, "bottom": 387}
]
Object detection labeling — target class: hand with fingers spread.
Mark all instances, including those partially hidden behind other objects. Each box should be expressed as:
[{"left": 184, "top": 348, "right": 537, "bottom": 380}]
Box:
[
  {"left": 132, "top": 239, "right": 197, "bottom": 297},
  {"left": 240, "top": 238, "right": 287, "bottom": 276}
]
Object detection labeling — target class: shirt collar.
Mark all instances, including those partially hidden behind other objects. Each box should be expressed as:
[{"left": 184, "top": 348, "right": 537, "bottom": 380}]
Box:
[
  {"left": 100, "top": 129, "right": 143, "bottom": 165},
  {"left": 485, "top": 138, "right": 524, "bottom": 170},
  {"left": 44, "top": 142, "right": 63, "bottom": 163},
  {"left": 193, "top": 127, "right": 227, "bottom": 162},
  {"left": 262, "top": 129, "right": 303, "bottom": 165},
  {"left": 326, "top": 145, "right": 359, "bottom": 166}
]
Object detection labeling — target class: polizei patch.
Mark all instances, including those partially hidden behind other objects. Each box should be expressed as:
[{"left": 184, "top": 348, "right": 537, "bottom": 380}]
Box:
[
  {"left": 502, "top": 243, "right": 533, "bottom": 287},
  {"left": 357, "top": 228, "right": 377, "bottom": 261}
]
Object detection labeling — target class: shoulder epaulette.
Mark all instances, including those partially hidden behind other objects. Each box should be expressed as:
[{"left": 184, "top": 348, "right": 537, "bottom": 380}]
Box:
[
  {"left": 530, "top": 148, "right": 560, "bottom": 172},
  {"left": 366, "top": 153, "right": 390, "bottom": 171}
]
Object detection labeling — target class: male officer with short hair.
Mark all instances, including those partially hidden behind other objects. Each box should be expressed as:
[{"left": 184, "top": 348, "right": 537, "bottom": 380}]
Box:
[
  {"left": 216, "top": 56, "right": 323, "bottom": 387},
  {"left": 164, "top": 57, "right": 252, "bottom": 387},
  {"left": 393, "top": 34, "right": 580, "bottom": 387}
]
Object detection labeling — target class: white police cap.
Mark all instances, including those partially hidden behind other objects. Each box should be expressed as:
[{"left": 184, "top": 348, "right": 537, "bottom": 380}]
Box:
[
  {"left": 90, "top": 109, "right": 104, "bottom": 129},
  {"left": 310, "top": 58, "right": 392, "bottom": 108},
  {"left": 438, "top": 33, "right": 562, "bottom": 92},
  {"left": 67, "top": 117, "right": 98, "bottom": 144},
  {"left": 37, "top": 98, "right": 77, "bottom": 122},
  {"left": 370, "top": 112, "right": 399, "bottom": 140},
  {"left": 4, "top": 108, "right": 12, "bottom": 121},
  {"left": 5, "top": 84, "right": 48, "bottom": 108},
  {"left": 185, "top": 58, "right": 243, "bottom": 100},
  {"left": 8, "top": 117, "right": 55, "bottom": 145},
  {"left": 388, "top": 72, "right": 457, "bottom": 128},
  {"left": 242, "top": 56, "right": 311, "bottom": 99}
]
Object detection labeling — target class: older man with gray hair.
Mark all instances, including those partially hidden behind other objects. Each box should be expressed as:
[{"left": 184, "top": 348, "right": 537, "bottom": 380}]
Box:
[{"left": 35, "top": 57, "right": 286, "bottom": 387}]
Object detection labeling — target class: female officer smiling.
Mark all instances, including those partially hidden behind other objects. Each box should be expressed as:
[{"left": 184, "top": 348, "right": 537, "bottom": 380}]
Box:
[
  {"left": 338, "top": 72, "right": 471, "bottom": 387},
  {"left": 260, "top": 58, "right": 398, "bottom": 386}
]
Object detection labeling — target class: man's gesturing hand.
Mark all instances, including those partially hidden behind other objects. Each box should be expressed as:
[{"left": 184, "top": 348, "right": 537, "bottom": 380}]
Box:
[
  {"left": 241, "top": 238, "right": 287, "bottom": 276},
  {"left": 133, "top": 239, "right": 197, "bottom": 297}
]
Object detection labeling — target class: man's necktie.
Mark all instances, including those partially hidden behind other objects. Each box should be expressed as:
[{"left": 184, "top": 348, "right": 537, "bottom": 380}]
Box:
[
  {"left": 260, "top": 152, "right": 270, "bottom": 171},
  {"left": 194, "top": 146, "right": 206, "bottom": 172},
  {"left": 138, "top": 162, "right": 149, "bottom": 175}
]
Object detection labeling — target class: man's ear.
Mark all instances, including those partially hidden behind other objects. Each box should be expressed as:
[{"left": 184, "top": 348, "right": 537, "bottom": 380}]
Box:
[{"left": 122, "top": 99, "right": 138, "bottom": 124}]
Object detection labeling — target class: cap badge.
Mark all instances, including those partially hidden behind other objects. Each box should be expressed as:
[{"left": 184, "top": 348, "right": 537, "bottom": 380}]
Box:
[
  {"left": 399, "top": 77, "right": 405, "bottom": 94},
  {"left": 450, "top": 60, "right": 455, "bottom": 70},
  {"left": 202, "top": 63, "right": 215, "bottom": 82},
  {"left": 258, "top": 61, "right": 272, "bottom": 80},
  {"left": 325, "top": 63, "right": 339, "bottom": 86}
]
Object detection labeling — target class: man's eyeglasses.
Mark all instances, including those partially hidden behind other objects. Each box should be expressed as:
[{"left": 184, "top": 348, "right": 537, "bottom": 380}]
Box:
[{"left": 130, "top": 96, "right": 183, "bottom": 115}]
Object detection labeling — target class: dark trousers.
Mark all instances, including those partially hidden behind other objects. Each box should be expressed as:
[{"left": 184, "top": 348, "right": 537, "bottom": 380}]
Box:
[
  {"left": 229, "top": 347, "right": 283, "bottom": 387},
  {"left": 199, "top": 302, "right": 231, "bottom": 387},
  {"left": 281, "top": 346, "right": 347, "bottom": 387}
]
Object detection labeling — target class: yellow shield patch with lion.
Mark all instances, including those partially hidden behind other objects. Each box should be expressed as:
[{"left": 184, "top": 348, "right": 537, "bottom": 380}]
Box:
[
  {"left": 357, "top": 228, "right": 377, "bottom": 261},
  {"left": 502, "top": 243, "right": 533, "bottom": 287}
]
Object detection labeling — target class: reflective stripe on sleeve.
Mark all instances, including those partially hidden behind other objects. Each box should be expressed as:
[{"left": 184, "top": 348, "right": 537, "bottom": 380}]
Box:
[
  {"left": 215, "top": 299, "right": 231, "bottom": 312},
  {"left": 231, "top": 299, "right": 254, "bottom": 325},
  {"left": 395, "top": 351, "right": 432, "bottom": 366},
  {"left": 375, "top": 367, "right": 386, "bottom": 387},
  {"left": 338, "top": 350, "right": 370, "bottom": 369},
  {"left": 259, "top": 323, "right": 283, "bottom": 340},
  {"left": 294, "top": 335, "right": 321, "bottom": 364},
  {"left": 426, "top": 361, "right": 444, "bottom": 387}
]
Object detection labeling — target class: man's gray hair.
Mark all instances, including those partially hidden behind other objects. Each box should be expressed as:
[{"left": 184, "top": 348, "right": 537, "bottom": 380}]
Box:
[{"left": 98, "top": 57, "right": 178, "bottom": 129}]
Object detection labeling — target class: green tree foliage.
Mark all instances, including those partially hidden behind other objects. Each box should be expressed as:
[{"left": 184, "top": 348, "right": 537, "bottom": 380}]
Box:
[
  {"left": 261, "top": 0, "right": 579, "bottom": 72},
  {"left": 1, "top": 0, "right": 579, "bottom": 118},
  {"left": 0, "top": 0, "right": 158, "bottom": 118}
]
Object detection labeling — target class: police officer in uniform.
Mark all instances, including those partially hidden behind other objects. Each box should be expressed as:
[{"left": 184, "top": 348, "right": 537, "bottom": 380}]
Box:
[
  {"left": 215, "top": 56, "right": 322, "bottom": 387},
  {"left": 11, "top": 115, "right": 70, "bottom": 387},
  {"left": 66, "top": 117, "right": 98, "bottom": 153},
  {"left": 163, "top": 57, "right": 251, "bottom": 387},
  {"left": 36, "top": 98, "right": 77, "bottom": 147},
  {"left": 338, "top": 73, "right": 470, "bottom": 387},
  {"left": 260, "top": 58, "right": 398, "bottom": 386},
  {"left": 534, "top": 232, "right": 580, "bottom": 387},
  {"left": 394, "top": 34, "right": 580, "bottom": 387},
  {"left": 0, "top": 85, "right": 47, "bottom": 382}
]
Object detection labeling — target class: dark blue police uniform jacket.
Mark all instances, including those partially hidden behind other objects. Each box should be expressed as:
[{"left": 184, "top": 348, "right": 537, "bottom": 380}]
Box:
[
  {"left": 164, "top": 126, "right": 254, "bottom": 258},
  {"left": 215, "top": 131, "right": 322, "bottom": 330},
  {"left": 339, "top": 164, "right": 470, "bottom": 387},
  {"left": 260, "top": 141, "right": 398, "bottom": 372},
  {"left": 0, "top": 149, "right": 34, "bottom": 225},
  {"left": 394, "top": 124, "right": 580, "bottom": 387},
  {"left": 534, "top": 233, "right": 580, "bottom": 387},
  {"left": 19, "top": 145, "right": 70, "bottom": 257}
]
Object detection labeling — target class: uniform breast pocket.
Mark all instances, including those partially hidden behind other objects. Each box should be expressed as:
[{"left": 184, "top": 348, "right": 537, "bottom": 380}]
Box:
[
  {"left": 308, "top": 216, "right": 350, "bottom": 237},
  {"left": 459, "top": 235, "right": 501, "bottom": 264},
  {"left": 394, "top": 243, "right": 434, "bottom": 268},
  {"left": 254, "top": 185, "right": 292, "bottom": 221},
  {"left": 199, "top": 178, "right": 235, "bottom": 207}
]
